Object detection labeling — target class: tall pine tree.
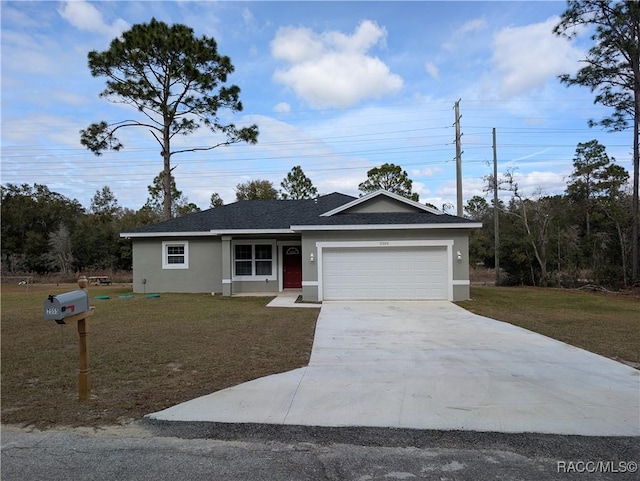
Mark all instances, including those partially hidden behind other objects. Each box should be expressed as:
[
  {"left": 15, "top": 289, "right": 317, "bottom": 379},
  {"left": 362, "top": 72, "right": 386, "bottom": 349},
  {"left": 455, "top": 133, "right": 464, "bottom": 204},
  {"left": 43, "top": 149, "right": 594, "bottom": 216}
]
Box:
[
  {"left": 81, "top": 19, "right": 258, "bottom": 221},
  {"left": 554, "top": 0, "right": 640, "bottom": 283}
]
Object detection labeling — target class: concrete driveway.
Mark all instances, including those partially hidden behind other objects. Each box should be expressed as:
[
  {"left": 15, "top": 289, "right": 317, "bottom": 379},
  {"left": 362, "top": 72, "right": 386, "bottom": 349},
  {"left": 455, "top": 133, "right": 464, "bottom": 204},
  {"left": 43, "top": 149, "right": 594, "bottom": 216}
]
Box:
[{"left": 148, "top": 301, "right": 639, "bottom": 436}]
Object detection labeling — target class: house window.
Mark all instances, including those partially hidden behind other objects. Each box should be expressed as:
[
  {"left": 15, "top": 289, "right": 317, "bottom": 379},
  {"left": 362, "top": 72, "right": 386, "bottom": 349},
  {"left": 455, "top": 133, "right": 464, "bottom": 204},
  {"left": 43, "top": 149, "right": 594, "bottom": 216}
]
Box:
[
  {"left": 233, "top": 242, "right": 276, "bottom": 279},
  {"left": 162, "top": 241, "right": 189, "bottom": 269},
  {"left": 167, "top": 245, "right": 185, "bottom": 264}
]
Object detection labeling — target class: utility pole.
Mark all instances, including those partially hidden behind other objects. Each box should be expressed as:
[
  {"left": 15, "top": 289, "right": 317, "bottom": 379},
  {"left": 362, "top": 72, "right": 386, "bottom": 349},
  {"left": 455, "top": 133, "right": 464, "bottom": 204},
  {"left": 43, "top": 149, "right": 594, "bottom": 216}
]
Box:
[
  {"left": 493, "top": 128, "right": 500, "bottom": 285},
  {"left": 454, "top": 100, "right": 463, "bottom": 216}
]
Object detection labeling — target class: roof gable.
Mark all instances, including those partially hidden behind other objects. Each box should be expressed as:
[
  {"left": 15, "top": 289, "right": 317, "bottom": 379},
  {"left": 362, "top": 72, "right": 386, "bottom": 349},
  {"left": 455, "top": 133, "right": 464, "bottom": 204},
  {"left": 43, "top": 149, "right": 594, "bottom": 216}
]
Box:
[{"left": 321, "top": 190, "right": 441, "bottom": 216}]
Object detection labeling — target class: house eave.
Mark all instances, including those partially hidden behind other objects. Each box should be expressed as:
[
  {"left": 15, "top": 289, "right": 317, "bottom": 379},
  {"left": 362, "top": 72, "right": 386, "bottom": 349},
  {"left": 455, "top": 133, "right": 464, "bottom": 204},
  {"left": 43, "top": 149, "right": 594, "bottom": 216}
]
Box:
[
  {"left": 121, "top": 228, "right": 296, "bottom": 238},
  {"left": 209, "top": 229, "right": 296, "bottom": 235},
  {"left": 290, "top": 223, "right": 483, "bottom": 231},
  {"left": 120, "top": 231, "right": 216, "bottom": 238}
]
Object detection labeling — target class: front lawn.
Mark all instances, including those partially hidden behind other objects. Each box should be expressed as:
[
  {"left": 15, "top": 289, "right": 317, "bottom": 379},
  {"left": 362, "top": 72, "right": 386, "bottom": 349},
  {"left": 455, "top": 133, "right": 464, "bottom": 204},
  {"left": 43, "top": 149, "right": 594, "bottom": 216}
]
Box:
[
  {"left": 3, "top": 283, "right": 637, "bottom": 430},
  {"left": 1, "top": 284, "right": 319, "bottom": 428},
  {"left": 457, "top": 286, "right": 640, "bottom": 367}
]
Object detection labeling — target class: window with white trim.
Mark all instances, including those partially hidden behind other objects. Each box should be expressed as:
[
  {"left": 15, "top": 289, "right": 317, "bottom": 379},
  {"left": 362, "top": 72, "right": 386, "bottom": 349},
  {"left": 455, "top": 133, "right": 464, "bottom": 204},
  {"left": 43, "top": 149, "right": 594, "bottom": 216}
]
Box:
[
  {"left": 233, "top": 241, "right": 276, "bottom": 279},
  {"left": 162, "top": 241, "right": 189, "bottom": 269}
]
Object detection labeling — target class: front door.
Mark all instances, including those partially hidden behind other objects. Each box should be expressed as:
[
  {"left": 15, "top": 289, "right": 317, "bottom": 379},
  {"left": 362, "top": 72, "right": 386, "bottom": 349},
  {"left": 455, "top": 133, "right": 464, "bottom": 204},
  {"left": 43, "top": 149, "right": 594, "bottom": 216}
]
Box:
[{"left": 283, "top": 246, "right": 302, "bottom": 289}]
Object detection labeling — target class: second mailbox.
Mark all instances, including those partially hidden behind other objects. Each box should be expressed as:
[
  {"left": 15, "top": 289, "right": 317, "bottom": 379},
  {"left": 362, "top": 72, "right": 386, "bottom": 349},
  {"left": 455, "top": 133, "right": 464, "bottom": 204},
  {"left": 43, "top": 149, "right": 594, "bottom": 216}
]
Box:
[{"left": 44, "top": 290, "right": 89, "bottom": 324}]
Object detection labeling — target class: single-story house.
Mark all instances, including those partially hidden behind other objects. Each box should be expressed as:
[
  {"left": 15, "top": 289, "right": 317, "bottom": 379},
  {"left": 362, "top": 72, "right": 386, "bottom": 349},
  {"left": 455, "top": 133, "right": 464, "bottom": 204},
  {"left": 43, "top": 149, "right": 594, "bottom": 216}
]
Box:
[{"left": 121, "top": 190, "right": 481, "bottom": 301}]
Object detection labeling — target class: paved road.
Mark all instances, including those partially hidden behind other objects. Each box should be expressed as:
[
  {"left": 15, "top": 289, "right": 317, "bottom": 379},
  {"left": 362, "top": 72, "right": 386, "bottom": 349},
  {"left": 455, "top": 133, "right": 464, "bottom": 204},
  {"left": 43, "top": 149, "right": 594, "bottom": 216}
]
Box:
[{"left": 2, "top": 422, "right": 638, "bottom": 481}]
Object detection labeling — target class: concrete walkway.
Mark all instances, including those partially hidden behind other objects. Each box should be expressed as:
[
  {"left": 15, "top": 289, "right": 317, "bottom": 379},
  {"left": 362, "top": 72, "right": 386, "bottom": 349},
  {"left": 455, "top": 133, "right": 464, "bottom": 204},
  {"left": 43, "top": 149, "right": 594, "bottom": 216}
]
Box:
[
  {"left": 148, "top": 301, "right": 640, "bottom": 436},
  {"left": 265, "top": 290, "right": 320, "bottom": 308}
]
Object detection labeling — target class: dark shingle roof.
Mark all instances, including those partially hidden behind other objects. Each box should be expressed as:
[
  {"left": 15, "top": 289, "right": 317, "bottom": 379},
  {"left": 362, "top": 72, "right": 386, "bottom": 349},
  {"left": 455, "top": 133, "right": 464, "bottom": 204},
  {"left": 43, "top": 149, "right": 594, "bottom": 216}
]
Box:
[
  {"left": 293, "top": 212, "right": 476, "bottom": 226},
  {"left": 124, "top": 193, "right": 356, "bottom": 234},
  {"left": 123, "top": 192, "right": 477, "bottom": 235}
]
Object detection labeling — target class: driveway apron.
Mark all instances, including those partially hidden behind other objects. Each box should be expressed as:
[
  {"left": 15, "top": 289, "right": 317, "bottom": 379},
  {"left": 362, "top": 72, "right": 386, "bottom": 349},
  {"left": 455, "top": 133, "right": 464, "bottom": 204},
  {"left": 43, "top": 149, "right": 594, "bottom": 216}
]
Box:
[{"left": 147, "top": 301, "right": 639, "bottom": 436}]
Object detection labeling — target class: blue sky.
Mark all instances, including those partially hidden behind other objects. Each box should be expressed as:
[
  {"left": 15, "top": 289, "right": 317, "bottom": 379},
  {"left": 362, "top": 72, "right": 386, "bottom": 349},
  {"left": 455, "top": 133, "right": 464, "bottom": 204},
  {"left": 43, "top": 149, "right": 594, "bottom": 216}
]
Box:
[{"left": 1, "top": 1, "right": 633, "bottom": 212}]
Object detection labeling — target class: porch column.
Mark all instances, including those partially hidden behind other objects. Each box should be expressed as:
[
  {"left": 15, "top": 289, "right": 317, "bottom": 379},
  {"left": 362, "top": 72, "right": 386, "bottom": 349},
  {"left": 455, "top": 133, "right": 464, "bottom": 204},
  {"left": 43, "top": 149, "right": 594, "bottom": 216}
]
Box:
[{"left": 221, "top": 235, "right": 232, "bottom": 296}]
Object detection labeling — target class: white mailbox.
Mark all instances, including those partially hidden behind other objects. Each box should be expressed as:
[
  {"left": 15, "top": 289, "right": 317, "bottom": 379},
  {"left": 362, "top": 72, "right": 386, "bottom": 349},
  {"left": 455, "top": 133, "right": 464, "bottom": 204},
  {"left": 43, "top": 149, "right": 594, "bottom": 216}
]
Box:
[{"left": 44, "top": 290, "right": 89, "bottom": 324}]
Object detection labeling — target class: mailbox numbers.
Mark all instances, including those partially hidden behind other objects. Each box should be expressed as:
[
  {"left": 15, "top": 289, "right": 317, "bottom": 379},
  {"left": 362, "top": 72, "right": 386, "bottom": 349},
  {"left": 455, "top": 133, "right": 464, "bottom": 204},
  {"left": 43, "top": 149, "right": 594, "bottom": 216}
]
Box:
[{"left": 46, "top": 308, "right": 59, "bottom": 315}]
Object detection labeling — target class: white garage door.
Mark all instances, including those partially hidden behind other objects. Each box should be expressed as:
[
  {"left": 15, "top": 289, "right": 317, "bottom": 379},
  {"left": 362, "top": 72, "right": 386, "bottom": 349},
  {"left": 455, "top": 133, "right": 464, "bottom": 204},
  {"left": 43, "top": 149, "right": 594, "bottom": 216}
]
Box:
[{"left": 322, "top": 247, "right": 449, "bottom": 300}]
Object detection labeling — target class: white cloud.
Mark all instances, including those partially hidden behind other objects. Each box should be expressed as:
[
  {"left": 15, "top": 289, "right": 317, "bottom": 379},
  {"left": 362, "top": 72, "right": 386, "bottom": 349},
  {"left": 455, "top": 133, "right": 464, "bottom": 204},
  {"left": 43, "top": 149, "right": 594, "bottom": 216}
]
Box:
[
  {"left": 2, "top": 114, "right": 83, "bottom": 147},
  {"left": 1, "top": 31, "right": 60, "bottom": 76},
  {"left": 457, "top": 18, "right": 488, "bottom": 36},
  {"left": 412, "top": 167, "right": 443, "bottom": 177},
  {"left": 449, "top": 170, "right": 569, "bottom": 206},
  {"left": 241, "top": 7, "right": 254, "bottom": 26},
  {"left": 273, "top": 102, "right": 291, "bottom": 114},
  {"left": 325, "top": 19, "right": 386, "bottom": 53},
  {"left": 490, "top": 16, "right": 583, "bottom": 98},
  {"left": 434, "top": 171, "right": 563, "bottom": 214},
  {"left": 424, "top": 61, "right": 439, "bottom": 80},
  {"left": 271, "top": 26, "right": 325, "bottom": 63},
  {"left": 512, "top": 170, "right": 568, "bottom": 196},
  {"left": 50, "top": 89, "right": 89, "bottom": 108},
  {"left": 316, "top": 169, "right": 368, "bottom": 197},
  {"left": 271, "top": 20, "right": 403, "bottom": 108},
  {"left": 58, "top": 1, "right": 129, "bottom": 38},
  {"left": 463, "top": 177, "right": 488, "bottom": 196},
  {"left": 443, "top": 17, "right": 488, "bottom": 51}
]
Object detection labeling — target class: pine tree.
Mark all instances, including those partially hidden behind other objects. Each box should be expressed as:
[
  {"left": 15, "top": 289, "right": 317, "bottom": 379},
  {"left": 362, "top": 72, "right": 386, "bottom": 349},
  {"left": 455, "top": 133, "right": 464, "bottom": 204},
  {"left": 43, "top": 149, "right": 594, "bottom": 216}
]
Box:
[
  {"left": 80, "top": 18, "right": 258, "bottom": 221},
  {"left": 280, "top": 166, "right": 318, "bottom": 200}
]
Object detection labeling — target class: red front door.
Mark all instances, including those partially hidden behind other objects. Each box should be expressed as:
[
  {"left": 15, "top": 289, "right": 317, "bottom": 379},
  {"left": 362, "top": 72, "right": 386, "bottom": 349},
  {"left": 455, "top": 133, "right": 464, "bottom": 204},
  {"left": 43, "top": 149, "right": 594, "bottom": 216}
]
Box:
[{"left": 283, "top": 246, "right": 302, "bottom": 288}]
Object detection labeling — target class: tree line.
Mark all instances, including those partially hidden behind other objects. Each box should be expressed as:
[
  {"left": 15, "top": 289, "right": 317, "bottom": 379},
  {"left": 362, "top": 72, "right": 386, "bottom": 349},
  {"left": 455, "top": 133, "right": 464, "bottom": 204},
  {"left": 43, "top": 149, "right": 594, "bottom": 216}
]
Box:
[
  {"left": 3, "top": 149, "right": 635, "bottom": 289},
  {"left": 467, "top": 139, "right": 634, "bottom": 288},
  {"left": 0, "top": 163, "right": 413, "bottom": 274}
]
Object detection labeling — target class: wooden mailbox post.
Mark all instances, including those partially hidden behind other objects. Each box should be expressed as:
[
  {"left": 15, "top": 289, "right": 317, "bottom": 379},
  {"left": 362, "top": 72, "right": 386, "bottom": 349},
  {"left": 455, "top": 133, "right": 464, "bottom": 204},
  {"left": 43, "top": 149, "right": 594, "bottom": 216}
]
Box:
[{"left": 44, "top": 276, "right": 94, "bottom": 401}]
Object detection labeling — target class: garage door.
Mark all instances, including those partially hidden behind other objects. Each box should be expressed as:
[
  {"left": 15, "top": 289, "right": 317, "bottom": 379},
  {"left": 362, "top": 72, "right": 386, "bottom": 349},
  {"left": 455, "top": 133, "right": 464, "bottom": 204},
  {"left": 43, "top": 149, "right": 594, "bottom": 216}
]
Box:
[{"left": 322, "top": 246, "right": 449, "bottom": 300}]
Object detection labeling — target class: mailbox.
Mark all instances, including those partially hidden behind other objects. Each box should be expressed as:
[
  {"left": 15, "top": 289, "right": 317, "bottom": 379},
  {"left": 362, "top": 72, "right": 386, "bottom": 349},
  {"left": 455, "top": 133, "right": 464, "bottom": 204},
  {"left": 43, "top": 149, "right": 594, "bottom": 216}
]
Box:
[{"left": 44, "top": 290, "right": 89, "bottom": 323}]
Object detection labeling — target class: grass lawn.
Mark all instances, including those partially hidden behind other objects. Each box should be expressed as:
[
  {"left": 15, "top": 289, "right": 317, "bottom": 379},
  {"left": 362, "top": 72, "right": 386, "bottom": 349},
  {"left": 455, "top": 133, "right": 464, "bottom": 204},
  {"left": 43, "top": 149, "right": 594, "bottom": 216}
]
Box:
[
  {"left": 1, "top": 284, "right": 319, "bottom": 429},
  {"left": 457, "top": 286, "right": 640, "bottom": 367},
  {"left": 2, "top": 283, "right": 638, "bottom": 430}
]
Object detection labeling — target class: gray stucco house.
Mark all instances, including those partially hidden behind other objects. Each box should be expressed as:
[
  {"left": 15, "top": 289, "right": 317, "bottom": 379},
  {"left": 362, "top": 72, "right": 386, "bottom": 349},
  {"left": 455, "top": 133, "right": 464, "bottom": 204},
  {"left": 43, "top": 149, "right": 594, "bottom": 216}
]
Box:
[{"left": 121, "top": 190, "right": 481, "bottom": 301}]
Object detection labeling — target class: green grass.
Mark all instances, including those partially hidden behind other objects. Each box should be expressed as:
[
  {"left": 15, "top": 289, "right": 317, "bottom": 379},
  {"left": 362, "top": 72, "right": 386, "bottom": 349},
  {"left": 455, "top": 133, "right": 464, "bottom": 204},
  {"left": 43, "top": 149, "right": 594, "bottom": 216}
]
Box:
[
  {"left": 1, "top": 284, "right": 319, "bottom": 428},
  {"left": 457, "top": 286, "right": 640, "bottom": 366}
]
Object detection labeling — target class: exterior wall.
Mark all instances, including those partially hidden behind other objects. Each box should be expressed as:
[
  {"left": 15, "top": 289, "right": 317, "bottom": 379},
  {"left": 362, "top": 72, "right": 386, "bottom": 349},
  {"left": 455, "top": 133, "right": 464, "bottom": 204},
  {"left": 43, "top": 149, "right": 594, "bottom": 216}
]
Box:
[
  {"left": 451, "top": 234, "right": 470, "bottom": 300},
  {"left": 132, "top": 237, "right": 222, "bottom": 294},
  {"left": 225, "top": 235, "right": 301, "bottom": 295},
  {"left": 301, "top": 229, "right": 472, "bottom": 302},
  {"left": 232, "top": 280, "right": 280, "bottom": 294},
  {"left": 221, "top": 236, "right": 232, "bottom": 296},
  {"left": 345, "top": 197, "right": 422, "bottom": 213},
  {"left": 133, "top": 235, "right": 303, "bottom": 296},
  {"left": 131, "top": 229, "right": 472, "bottom": 300}
]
